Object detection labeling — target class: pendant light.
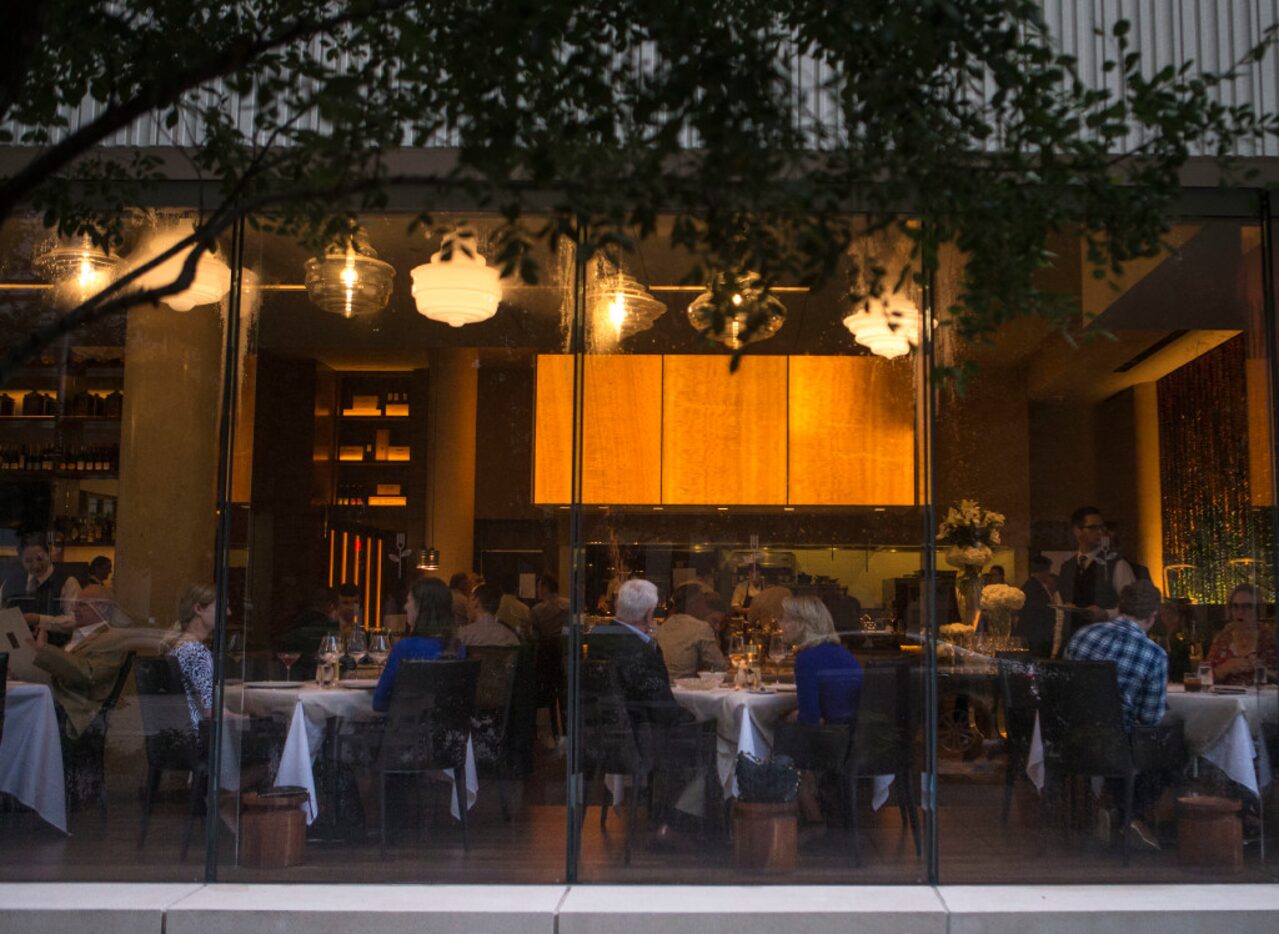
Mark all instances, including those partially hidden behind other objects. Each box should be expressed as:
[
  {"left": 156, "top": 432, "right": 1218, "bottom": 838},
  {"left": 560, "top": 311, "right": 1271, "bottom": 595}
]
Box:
[
  {"left": 410, "top": 232, "right": 503, "bottom": 327},
  {"left": 32, "top": 234, "right": 124, "bottom": 305},
  {"left": 130, "top": 220, "right": 232, "bottom": 311},
  {"left": 686, "top": 272, "right": 785, "bottom": 348},
  {"left": 305, "top": 241, "right": 395, "bottom": 318},
  {"left": 586, "top": 256, "right": 666, "bottom": 343},
  {"left": 843, "top": 294, "right": 920, "bottom": 359}
]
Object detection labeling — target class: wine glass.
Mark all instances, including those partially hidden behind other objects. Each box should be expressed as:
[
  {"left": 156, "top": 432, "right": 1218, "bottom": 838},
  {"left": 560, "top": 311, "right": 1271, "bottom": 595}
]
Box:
[
  {"left": 727, "top": 634, "right": 746, "bottom": 670},
  {"left": 345, "top": 627, "right": 367, "bottom": 663},
  {"left": 767, "top": 633, "right": 787, "bottom": 665},
  {"left": 367, "top": 632, "right": 390, "bottom": 667},
  {"left": 317, "top": 634, "right": 341, "bottom": 686},
  {"left": 276, "top": 651, "right": 301, "bottom": 681},
  {"left": 226, "top": 631, "right": 244, "bottom": 669}
]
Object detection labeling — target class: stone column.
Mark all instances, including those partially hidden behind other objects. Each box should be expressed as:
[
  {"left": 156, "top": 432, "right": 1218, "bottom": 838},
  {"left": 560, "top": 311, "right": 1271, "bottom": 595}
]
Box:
[
  {"left": 114, "top": 303, "right": 224, "bottom": 624},
  {"left": 427, "top": 348, "right": 478, "bottom": 577}
]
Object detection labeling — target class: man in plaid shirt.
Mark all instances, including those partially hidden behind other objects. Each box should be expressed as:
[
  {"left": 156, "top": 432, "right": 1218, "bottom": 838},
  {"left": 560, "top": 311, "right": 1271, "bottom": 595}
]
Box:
[
  {"left": 1067, "top": 579, "right": 1168, "bottom": 730},
  {"left": 1066, "top": 579, "right": 1170, "bottom": 849}
]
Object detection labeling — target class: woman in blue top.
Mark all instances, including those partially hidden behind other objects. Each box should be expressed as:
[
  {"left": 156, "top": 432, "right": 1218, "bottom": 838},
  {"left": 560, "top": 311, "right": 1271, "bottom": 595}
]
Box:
[
  {"left": 781, "top": 596, "right": 862, "bottom": 725},
  {"left": 372, "top": 576, "right": 465, "bottom": 712}
]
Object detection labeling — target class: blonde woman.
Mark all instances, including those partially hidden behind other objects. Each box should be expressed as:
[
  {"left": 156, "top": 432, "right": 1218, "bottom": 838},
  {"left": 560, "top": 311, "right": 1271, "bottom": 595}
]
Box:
[
  {"left": 167, "top": 584, "right": 218, "bottom": 731},
  {"left": 780, "top": 596, "right": 862, "bottom": 725}
]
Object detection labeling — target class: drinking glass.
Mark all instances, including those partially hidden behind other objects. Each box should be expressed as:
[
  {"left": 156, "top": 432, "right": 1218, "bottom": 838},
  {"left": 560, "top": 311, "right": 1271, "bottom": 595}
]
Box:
[
  {"left": 346, "top": 627, "right": 367, "bottom": 662},
  {"left": 1197, "top": 662, "right": 1214, "bottom": 689},
  {"left": 276, "top": 651, "right": 301, "bottom": 681},
  {"left": 226, "top": 631, "right": 244, "bottom": 670},
  {"left": 767, "top": 634, "right": 787, "bottom": 665},
  {"left": 367, "top": 632, "right": 390, "bottom": 666}
]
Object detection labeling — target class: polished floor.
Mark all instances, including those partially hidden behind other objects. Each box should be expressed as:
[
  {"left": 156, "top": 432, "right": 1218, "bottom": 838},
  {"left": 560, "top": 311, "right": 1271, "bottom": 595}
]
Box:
[{"left": 2, "top": 741, "right": 1277, "bottom": 886}]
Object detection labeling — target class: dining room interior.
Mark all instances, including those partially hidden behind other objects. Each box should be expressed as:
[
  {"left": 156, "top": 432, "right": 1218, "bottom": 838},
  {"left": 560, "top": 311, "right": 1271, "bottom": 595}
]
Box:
[{"left": 0, "top": 205, "right": 1276, "bottom": 887}]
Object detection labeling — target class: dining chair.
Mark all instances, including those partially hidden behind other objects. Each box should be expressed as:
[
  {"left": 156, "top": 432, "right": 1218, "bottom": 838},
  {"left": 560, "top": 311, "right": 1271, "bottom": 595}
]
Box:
[
  {"left": 134, "top": 655, "right": 206, "bottom": 859},
  {"left": 465, "top": 644, "right": 524, "bottom": 821},
  {"left": 0, "top": 652, "right": 8, "bottom": 751},
  {"left": 1036, "top": 659, "right": 1143, "bottom": 864},
  {"left": 578, "top": 659, "right": 650, "bottom": 864},
  {"left": 375, "top": 658, "right": 480, "bottom": 856},
  {"left": 59, "top": 650, "right": 134, "bottom": 819},
  {"left": 995, "top": 651, "right": 1038, "bottom": 825},
  {"left": 772, "top": 719, "right": 857, "bottom": 861},
  {"left": 853, "top": 660, "right": 921, "bottom": 860}
]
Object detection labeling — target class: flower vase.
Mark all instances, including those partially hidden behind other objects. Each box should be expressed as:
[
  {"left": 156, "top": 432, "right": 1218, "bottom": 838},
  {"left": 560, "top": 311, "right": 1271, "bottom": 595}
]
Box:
[
  {"left": 956, "top": 568, "right": 984, "bottom": 629},
  {"left": 983, "top": 608, "right": 1013, "bottom": 640}
]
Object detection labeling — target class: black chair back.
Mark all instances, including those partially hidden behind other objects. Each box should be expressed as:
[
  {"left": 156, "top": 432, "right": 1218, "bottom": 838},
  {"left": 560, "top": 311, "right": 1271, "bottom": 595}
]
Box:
[
  {"left": 1037, "top": 660, "right": 1134, "bottom": 777},
  {"left": 134, "top": 655, "right": 200, "bottom": 769},
  {"left": 853, "top": 660, "right": 915, "bottom": 776},
  {"left": 996, "top": 651, "right": 1038, "bottom": 752},
  {"left": 0, "top": 652, "right": 7, "bottom": 749},
  {"left": 773, "top": 720, "right": 851, "bottom": 773},
  {"left": 378, "top": 659, "right": 479, "bottom": 773},
  {"left": 579, "top": 659, "right": 645, "bottom": 775},
  {"left": 466, "top": 646, "right": 519, "bottom": 771}
]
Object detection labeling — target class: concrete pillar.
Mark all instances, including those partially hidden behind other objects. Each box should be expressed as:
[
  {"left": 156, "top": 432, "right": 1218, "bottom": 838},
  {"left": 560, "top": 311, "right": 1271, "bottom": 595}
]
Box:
[
  {"left": 427, "top": 348, "right": 478, "bottom": 577},
  {"left": 114, "top": 303, "right": 223, "bottom": 624}
]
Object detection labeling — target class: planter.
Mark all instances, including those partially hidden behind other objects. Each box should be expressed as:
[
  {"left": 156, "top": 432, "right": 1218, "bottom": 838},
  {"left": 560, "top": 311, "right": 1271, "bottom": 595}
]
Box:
[
  {"left": 733, "top": 800, "right": 797, "bottom": 872},
  {"left": 239, "top": 786, "right": 309, "bottom": 869}
]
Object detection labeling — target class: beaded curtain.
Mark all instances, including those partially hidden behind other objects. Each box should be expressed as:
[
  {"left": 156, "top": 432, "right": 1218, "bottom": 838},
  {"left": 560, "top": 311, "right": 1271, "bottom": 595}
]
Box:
[{"left": 1157, "top": 334, "right": 1273, "bottom": 603}]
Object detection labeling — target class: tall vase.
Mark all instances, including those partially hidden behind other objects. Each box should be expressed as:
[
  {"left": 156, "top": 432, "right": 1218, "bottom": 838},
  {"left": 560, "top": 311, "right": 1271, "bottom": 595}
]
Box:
[
  {"left": 984, "top": 608, "right": 1013, "bottom": 639},
  {"left": 956, "top": 568, "right": 984, "bottom": 629}
]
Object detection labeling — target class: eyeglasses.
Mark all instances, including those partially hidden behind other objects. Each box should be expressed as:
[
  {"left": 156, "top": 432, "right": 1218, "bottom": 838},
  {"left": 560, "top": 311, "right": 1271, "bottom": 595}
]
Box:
[{"left": 1229, "top": 602, "right": 1256, "bottom": 611}]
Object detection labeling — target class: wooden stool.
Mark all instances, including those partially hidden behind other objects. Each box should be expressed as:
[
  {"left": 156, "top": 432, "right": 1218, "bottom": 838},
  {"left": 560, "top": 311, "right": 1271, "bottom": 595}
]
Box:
[
  {"left": 1176, "top": 795, "right": 1242, "bottom": 871},
  {"left": 240, "top": 786, "right": 309, "bottom": 869}
]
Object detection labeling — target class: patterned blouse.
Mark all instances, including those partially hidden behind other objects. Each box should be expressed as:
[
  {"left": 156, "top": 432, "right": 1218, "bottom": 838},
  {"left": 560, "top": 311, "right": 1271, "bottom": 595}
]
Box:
[
  {"left": 1206, "top": 623, "right": 1277, "bottom": 686},
  {"left": 170, "top": 639, "right": 213, "bottom": 732}
]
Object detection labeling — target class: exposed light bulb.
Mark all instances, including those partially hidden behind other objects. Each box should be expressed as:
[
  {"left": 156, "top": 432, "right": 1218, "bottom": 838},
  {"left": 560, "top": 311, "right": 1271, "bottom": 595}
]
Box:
[{"left": 607, "top": 293, "right": 627, "bottom": 336}]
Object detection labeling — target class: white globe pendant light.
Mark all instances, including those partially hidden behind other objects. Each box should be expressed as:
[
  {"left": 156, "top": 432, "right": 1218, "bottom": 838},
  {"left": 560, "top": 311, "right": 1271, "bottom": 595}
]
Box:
[
  {"left": 410, "top": 238, "right": 503, "bottom": 327},
  {"left": 131, "top": 220, "right": 232, "bottom": 311}
]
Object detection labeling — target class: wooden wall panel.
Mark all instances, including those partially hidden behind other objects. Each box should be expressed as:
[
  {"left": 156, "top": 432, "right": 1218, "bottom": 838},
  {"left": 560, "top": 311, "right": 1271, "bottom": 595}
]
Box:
[
  {"left": 788, "top": 357, "right": 915, "bottom": 505},
  {"left": 582, "top": 355, "right": 663, "bottom": 504},
  {"left": 533, "top": 355, "right": 573, "bottom": 504},
  {"left": 662, "top": 356, "right": 788, "bottom": 505}
]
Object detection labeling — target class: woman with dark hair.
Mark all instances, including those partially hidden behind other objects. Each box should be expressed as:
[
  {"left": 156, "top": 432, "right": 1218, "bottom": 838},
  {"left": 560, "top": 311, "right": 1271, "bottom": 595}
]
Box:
[
  {"left": 372, "top": 576, "right": 464, "bottom": 711},
  {"left": 1207, "top": 583, "right": 1276, "bottom": 686}
]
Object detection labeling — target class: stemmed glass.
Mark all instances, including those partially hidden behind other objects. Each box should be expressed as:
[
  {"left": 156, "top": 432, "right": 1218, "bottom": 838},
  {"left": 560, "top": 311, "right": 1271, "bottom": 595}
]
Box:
[
  {"left": 345, "top": 627, "right": 367, "bottom": 663},
  {"left": 276, "top": 650, "right": 301, "bottom": 681},
  {"left": 367, "top": 632, "right": 390, "bottom": 667},
  {"left": 226, "top": 632, "right": 244, "bottom": 672},
  {"left": 317, "top": 634, "right": 341, "bottom": 686},
  {"left": 767, "top": 633, "right": 787, "bottom": 666},
  {"left": 727, "top": 634, "right": 746, "bottom": 670}
]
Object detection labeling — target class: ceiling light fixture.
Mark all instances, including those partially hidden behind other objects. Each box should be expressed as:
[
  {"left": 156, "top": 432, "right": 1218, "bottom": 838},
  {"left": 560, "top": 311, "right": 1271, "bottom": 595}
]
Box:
[
  {"left": 32, "top": 234, "right": 124, "bottom": 305},
  {"left": 305, "top": 242, "right": 395, "bottom": 318},
  {"left": 686, "top": 273, "right": 785, "bottom": 348},
  {"left": 842, "top": 293, "right": 920, "bottom": 359},
  {"left": 130, "top": 220, "right": 232, "bottom": 311},
  {"left": 410, "top": 233, "right": 503, "bottom": 327},
  {"left": 586, "top": 258, "right": 666, "bottom": 342}
]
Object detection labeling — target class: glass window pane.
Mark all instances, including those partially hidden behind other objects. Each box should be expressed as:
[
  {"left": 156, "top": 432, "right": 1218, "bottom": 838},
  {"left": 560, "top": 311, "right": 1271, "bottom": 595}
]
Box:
[
  {"left": 934, "top": 215, "right": 1279, "bottom": 883},
  {"left": 567, "top": 218, "right": 929, "bottom": 883}
]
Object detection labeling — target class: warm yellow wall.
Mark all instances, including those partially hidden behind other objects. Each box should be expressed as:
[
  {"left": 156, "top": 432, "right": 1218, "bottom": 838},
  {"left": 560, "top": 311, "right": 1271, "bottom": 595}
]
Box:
[
  {"left": 533, "top": 354, "right": 918, "bottom": 507},
  {"left": 662, "top": 356, "right": 787, "bottom": 505}
]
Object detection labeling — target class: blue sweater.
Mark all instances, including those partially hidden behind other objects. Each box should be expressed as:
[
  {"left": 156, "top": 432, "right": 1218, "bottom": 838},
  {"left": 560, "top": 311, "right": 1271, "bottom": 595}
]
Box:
[
  {"left": 794, "top": 641, "right": 863, "bottom": 726},
  {"left": 371, "top": 637, "right": 464, "bottom": 712}
]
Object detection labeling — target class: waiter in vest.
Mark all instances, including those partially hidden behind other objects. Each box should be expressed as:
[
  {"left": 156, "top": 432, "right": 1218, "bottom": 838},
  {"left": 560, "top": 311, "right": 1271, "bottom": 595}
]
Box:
[{"left": 1058, "top": 506, "right": 1135, "bottom": 643}]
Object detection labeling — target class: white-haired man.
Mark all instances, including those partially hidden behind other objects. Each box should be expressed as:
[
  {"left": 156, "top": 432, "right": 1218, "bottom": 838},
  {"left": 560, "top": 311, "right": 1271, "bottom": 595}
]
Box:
[{"left": 586, "top": 578, "right": 689, "bottom": 728}]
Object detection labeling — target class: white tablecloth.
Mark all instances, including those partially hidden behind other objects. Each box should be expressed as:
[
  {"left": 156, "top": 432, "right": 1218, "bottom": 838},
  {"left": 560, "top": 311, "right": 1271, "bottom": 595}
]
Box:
[
  {"left": 225, "top": 682, "right": 477, "bottom": 825},
  {"left": 0, "top": 682, "right": 67, "bottom": 834},
  {"left": 1027, "top": 685, "right": 1277, "bottom": 796},
  {"left": 609, "top": 686, "right": 893, "bottom": 810}
]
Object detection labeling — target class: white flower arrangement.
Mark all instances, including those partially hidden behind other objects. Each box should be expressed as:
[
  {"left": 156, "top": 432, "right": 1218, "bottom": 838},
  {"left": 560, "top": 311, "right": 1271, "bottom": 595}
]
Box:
[
  {"left": 980, "top": 583, "right": 1026, "bottom": 612},
  {"left": 937, "top": 499, "right": 1005, "bottom": 570},
  {"left": 940, "top": 622, "right": 976, "bottom": 636}
]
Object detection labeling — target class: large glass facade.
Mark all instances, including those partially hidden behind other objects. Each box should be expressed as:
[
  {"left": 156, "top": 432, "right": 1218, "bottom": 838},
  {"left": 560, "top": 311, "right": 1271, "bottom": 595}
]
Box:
[{"left": 0, "top": 195, "right": 1275, "bottom": 884}]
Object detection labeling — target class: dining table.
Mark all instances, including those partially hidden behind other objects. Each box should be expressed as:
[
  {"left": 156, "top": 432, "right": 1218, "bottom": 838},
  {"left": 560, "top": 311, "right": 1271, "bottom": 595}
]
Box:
[
  {"left": 224, "top": 680, "right": 478, "bottom": 825},
  {"left": 1026, "top": 683, "right": 1278, "bottom": 797},
  {"left": 608, "top": 681, "right": 895, "bottom": 811},
  {"left": 0, "top": 681, "right": 67, "bottom": 834}
]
